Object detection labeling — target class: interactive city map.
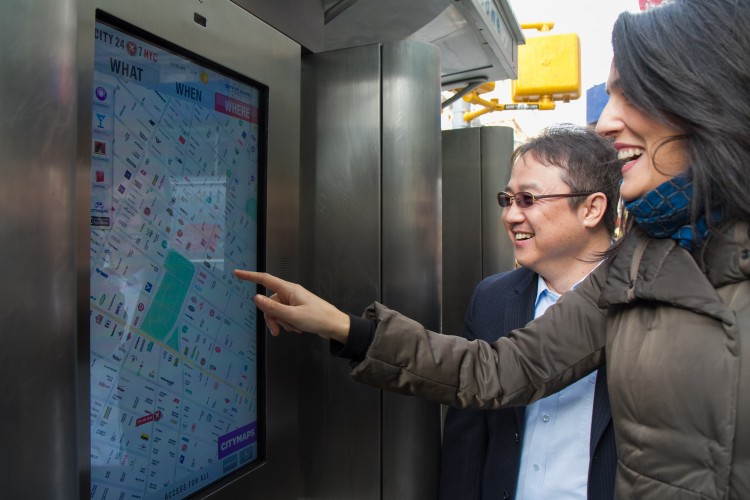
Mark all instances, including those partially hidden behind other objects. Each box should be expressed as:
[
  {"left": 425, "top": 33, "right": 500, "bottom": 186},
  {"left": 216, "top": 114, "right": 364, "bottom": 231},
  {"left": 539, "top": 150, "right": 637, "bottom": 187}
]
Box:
[{"left": 89, "top": 17, "right": 263, "bottom": 499}]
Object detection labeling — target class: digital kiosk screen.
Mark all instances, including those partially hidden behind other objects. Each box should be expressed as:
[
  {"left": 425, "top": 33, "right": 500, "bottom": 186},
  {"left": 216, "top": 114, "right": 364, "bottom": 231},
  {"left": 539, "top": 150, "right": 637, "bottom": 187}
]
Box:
[{"left": 89, "top": 12, "right": 265, "bottom": 499}]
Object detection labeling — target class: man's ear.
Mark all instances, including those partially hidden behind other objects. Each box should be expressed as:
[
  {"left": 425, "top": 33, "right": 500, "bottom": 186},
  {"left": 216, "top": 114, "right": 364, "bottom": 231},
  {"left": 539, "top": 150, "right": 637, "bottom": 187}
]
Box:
[{"left": 581, "top": 192, "right": 607, "bottom": 229}]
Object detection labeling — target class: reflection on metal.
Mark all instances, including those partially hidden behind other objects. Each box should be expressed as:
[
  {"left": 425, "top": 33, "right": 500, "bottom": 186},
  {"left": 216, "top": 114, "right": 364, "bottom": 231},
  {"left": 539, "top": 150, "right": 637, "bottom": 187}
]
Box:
[
  {"left": 301, "top": 41, "right": 442, "bottom": 499},
  {"left": 0, "top": 0, "right": 80, "bottom": 497},
  {"left": 381, "top": 41, "right": 442, "bottom": 500}
]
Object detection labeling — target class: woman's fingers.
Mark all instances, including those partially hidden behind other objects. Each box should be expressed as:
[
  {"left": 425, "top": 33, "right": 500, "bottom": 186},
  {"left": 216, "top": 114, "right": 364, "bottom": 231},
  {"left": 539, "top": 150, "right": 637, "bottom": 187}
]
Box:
[
  {"left": 235, "top": 269, "right": 349, "bottom": 342},
  {"left": 234, "top": 270, "right": 289, "bottom": 295}
]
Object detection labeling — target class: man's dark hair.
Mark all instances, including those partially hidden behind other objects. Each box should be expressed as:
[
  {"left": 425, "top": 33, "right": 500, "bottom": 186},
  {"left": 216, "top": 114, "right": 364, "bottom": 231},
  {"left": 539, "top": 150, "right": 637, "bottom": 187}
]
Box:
[{"left": 511, "top": 124, "right": 622, "bottom": 235}]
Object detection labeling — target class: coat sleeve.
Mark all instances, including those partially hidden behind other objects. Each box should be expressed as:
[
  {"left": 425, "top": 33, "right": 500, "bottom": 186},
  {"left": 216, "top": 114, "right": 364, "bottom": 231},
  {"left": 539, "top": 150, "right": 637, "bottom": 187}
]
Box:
[{"left": 350, "top": 264, "right": 610, "bottom": 409}]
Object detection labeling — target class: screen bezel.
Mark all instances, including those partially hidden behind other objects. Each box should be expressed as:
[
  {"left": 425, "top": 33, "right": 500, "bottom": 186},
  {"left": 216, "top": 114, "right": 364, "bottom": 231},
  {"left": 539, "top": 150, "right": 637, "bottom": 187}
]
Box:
[{"left": 86, "top": 9, "right": 268, "bottom": 498}]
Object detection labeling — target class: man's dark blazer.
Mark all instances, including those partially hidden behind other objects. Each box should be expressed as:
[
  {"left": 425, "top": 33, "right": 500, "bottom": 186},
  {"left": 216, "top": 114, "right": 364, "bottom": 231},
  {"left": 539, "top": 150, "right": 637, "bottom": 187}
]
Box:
[{"left": 439, "top": 267, "right": 617, "bottom": 500}]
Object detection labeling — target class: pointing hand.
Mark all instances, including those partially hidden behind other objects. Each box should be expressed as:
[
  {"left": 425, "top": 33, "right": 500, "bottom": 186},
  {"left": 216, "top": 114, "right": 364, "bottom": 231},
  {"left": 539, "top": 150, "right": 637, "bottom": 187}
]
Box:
[{"left": 234, "top": 270, "right": 350, "bottom": 343}]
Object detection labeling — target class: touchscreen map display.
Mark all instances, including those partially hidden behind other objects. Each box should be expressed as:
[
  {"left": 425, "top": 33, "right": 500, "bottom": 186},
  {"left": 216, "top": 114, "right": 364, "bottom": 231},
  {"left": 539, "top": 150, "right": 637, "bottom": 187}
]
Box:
[{"left": 89, "top": 13, "right": 265, "bottom": 499}]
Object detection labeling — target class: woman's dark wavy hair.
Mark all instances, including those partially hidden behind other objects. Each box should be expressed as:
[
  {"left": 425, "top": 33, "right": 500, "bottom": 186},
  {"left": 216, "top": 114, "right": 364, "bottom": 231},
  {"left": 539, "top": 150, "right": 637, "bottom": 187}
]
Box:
[{"left": 612, "top": 0, "right": 750, "bottom": 234}]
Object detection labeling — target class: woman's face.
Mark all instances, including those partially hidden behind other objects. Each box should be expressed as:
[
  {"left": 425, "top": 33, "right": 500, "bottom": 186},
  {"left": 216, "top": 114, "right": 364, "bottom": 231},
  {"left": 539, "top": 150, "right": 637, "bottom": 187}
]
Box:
[{"left": 596, "top": 63, "right": 689, "bottom": 202}]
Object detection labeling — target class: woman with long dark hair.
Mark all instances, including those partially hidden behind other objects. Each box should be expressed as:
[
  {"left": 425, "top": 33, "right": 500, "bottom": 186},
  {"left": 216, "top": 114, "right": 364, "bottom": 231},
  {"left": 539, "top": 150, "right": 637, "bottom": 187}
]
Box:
[{"left": 236, "top": 0, "right": 750, "bottom": 497}]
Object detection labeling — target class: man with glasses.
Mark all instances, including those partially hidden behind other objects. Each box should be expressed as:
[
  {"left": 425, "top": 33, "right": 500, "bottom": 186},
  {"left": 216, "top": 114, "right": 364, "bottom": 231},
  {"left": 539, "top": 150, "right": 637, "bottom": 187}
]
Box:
[{"left": 439, "top": 124, "right": 622, "bottom": 500}]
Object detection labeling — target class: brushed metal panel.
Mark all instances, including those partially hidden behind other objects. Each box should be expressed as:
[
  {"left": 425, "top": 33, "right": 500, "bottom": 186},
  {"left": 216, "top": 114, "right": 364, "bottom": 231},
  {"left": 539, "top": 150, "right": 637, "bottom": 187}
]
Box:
[
  {"left": 0, "top": 0, "right": 80, "bottom": 497},
  {"left": 231, "top": 0, "right": 324, "bottom": 53},
  {"left": 441, "top": 128, "right": 484, "bottom": 336},
  {"left": 381, "top": 41, "right": 442, "bottom": 500},
  {"left": 480, "top": 126, "right": 515, "bottom": 276},
  {"left": 77, "top": 1, "right": 95, "bottom": 494},
  {"left": 441, "top": 126, "right": 516, "bottom": 337},
  {"left": 298, "top": 44, "right": 383, "bottom": 500},
  {"left": 82, "top": 1, "right": 303, "bottom": 498}
]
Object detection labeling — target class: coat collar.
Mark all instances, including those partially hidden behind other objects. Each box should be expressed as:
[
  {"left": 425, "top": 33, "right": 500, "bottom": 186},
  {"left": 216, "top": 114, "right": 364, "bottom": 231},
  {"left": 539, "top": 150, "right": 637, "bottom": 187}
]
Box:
[
  {"left": 597, "top": 223, "right": 748, "bottom": 326},
  {"left": 696, "top": 220, "right": 750, "bottom": 287}
]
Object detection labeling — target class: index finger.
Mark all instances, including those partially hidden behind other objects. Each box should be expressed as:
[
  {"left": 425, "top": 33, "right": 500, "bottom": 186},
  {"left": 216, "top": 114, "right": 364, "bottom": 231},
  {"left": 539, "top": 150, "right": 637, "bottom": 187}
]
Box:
[{"left": 234, "top": 269, "right": 289, "bottom": 294}]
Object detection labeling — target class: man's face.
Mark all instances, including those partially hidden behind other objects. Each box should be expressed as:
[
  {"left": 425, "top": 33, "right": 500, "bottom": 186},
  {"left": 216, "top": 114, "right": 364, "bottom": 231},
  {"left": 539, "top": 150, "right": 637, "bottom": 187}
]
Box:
[{"left": 502, "top": 154, "right": 592, "bottom": 278}]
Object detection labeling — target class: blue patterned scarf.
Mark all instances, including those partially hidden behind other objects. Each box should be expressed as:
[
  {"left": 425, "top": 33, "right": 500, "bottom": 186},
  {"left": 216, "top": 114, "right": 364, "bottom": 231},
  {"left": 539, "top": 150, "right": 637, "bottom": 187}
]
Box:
[{"left": 624, "top": 174, "right": 713, "bottom": 251}]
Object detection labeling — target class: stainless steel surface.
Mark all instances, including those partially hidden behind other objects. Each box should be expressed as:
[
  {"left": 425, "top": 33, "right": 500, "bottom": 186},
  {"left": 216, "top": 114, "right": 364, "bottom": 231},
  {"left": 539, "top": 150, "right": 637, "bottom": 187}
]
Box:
[
  {"left": 441, "top": 129, "right": 484, "bottom": 336},
  {"left": 300, "top": 43, "right": 383, "bottom": 499},
  {"left": 83, "top": 1, "right": 304, "bottom": 498},
  {"left": 0, "top": 0, "right": 80, "bottom": 497},
  {"left": 322, "top": 0, "right": 524, "bottom": 88},
  {"left": 441, "top": 126, "right": 516, "bottom": 336},
  {"left": 232, "top": 0, "right": 524, "bottom": 86},
  {"left": 479, "top": 127, "right": 516, "bottom": 277},
  {"left": 231, "top": 0, "right": 325, "bottom": 53},
  {"left": 77, "top": 0, "right": 96, "bottom": 491},
  {"left": 300, "top": 41, "right": 442, "bottom": 499},
  {"left": 381, "top": 42, "right": 442, "bottom": 500}
]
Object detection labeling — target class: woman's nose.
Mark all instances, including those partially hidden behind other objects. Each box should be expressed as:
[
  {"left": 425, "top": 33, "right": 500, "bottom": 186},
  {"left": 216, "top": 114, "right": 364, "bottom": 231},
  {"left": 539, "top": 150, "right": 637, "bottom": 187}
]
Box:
[{"left": 595, "top": 99, "right": 621, "bottom": 139}]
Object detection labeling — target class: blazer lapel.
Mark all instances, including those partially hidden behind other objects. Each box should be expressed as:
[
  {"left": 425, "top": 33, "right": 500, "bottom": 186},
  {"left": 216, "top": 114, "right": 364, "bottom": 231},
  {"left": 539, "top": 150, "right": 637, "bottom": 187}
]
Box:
[
  {"left": 507, "top": 270, "right": 537, "bottom": 430},
  {"left": 589, "top": 366, "right": 612, "bottom": 456}
]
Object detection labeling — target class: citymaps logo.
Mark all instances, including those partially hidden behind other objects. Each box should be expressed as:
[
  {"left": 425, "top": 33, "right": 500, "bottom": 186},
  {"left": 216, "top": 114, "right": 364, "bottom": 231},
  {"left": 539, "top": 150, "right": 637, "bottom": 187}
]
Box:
[{"left": 95, "top": 86, "right": 107, "bottom": 101}]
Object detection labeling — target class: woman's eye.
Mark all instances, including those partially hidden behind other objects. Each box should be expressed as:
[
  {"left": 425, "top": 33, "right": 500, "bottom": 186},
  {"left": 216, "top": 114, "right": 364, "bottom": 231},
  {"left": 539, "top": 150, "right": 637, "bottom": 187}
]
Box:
[{"left": 618, "top": 89, "right": 634, "bottom": 106}]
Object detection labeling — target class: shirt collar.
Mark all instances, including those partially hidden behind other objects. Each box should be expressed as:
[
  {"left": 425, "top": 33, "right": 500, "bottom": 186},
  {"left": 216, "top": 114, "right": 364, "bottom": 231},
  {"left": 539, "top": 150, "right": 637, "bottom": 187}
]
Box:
[
  {"left": 535, "top": 275, "right": 559, "bottom": 306},
  {"left": 535, "top": 262, "right": 604, "bottom": 304}
]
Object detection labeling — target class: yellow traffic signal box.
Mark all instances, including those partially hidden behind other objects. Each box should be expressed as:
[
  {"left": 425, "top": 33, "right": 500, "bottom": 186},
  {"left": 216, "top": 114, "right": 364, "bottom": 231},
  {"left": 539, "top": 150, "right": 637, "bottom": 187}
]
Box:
[{"left": 512, "top": 33, "right": 581, "bottom": 103}]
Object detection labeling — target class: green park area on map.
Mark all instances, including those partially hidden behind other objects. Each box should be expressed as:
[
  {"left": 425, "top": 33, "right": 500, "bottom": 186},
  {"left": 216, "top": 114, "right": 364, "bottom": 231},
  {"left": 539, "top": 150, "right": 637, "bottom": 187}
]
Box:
[{"left": 140, "top": 250, "right": 195, "bottom": 350}]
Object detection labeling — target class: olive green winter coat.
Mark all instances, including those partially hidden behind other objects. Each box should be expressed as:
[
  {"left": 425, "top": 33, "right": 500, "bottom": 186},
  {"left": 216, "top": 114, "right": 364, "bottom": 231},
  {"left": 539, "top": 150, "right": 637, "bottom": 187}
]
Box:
[{"left": 350, "top": 222, "right": 750, "bottom": 499}]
